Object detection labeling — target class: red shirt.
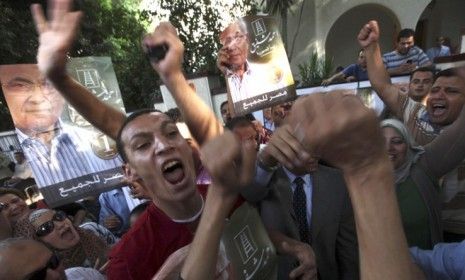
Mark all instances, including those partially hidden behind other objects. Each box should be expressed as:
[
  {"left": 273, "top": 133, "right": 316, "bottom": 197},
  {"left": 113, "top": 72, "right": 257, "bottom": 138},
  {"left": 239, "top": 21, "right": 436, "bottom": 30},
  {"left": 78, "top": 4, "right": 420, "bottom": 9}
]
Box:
[{"left": 106, "top": 186, "right": 208, "bottom": 280}]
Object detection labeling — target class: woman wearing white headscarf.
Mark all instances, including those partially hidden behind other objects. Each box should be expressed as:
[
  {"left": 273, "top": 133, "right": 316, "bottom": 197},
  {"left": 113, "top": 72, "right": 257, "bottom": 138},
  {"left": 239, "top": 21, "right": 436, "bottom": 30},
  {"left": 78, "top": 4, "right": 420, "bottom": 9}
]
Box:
[{"left": 380, "top": 116, "right": 465, "bottom": 249}]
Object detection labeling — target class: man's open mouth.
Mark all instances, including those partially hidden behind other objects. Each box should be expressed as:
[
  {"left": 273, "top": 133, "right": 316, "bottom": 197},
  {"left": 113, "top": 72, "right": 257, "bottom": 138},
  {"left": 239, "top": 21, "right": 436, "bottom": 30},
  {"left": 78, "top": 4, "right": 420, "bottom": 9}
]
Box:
[
  {"left": 431, "top": 103, "right": 447, "bottom": 117},
  {"left": 162, "top": 160, "right": 185, "bottom": 185}
]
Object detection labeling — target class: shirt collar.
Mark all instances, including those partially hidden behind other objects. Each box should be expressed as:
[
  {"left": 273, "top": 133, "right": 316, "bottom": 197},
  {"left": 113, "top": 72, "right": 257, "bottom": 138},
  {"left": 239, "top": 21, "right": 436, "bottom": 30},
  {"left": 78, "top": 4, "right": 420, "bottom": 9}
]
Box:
[
  {"left": 16, "top": 119, "right": 64, "bottom": 144},
  {"left": 419, "top": 110, "right": 443, "bottom": 134},
  {"left": 225, "top": 60, "right": 251, "bottom": 77},
  {"left": 282, "top": 167, "right": 311, "bottom": 186}
]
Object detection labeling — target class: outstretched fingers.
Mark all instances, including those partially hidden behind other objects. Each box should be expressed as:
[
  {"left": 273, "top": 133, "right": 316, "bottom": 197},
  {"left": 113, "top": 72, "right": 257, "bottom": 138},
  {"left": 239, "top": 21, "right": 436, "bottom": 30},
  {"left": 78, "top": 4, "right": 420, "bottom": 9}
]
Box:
[{"left": 31, "top": 4, "right": 47, "bottom": 34}]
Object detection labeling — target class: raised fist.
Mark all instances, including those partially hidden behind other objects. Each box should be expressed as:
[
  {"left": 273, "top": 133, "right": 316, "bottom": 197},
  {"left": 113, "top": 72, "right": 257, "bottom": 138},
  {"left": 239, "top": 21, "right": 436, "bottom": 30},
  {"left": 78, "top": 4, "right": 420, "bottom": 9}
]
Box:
[{"left": 358, "top": 20, "right": 380, "bottom": 49}]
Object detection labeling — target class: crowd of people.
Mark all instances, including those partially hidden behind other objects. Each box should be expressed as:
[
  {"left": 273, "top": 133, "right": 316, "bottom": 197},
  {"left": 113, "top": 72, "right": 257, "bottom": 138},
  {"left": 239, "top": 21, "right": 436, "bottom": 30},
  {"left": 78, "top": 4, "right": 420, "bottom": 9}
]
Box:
[{"left": 0, "top": 1, "right": 465, "bottom": 280}]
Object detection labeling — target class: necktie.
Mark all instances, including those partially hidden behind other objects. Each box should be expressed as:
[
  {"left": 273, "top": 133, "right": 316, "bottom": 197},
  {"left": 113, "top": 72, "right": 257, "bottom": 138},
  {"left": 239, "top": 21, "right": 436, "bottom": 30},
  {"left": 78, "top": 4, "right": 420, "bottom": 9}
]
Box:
[{"left": 293, "top": 177, "right": 311, "bottom": 244}]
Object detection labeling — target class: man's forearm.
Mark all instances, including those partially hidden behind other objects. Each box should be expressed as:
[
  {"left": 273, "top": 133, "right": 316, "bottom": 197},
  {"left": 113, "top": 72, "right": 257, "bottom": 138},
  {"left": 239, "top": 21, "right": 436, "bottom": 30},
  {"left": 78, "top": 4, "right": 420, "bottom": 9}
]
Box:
[
  {"left": 387, "top": 67, "right": 404, "bottom": 76},
  {"left": 365, "top": 43, "right": 400, "bottom": 115},
  {"left": 344, "top": 159, "right": 417, "bottom": 280},
  {"left": 180, "top": 187, "right": 236, "bottom": 280},
  {"left": 50, "top": 74, "right": 125, "bottom": 140},
  {"left": 162, "top": 71, "right": 224, "bottom": 145}
]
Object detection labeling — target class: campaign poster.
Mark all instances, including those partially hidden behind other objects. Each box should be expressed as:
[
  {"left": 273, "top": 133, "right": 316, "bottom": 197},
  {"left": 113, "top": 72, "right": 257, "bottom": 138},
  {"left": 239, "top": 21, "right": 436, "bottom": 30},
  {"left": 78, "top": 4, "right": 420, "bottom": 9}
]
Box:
[
  {"left": 153, "top": 203, "right": 277, "bottom": 280},
  {"left": 221, "top": 202, "right": 277, "bottom": 280},
  {"left": 219, "top": 16, "right": 296, "bottom": 116},
  {"left": 0, "top": 57, "right": 126, "bottom": 207}
]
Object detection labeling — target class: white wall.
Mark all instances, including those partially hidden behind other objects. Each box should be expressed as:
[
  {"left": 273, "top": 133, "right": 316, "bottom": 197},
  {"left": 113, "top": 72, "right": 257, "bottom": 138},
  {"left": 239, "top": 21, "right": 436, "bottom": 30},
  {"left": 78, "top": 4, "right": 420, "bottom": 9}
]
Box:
[
  {"left": 325, "top": 4, "right": 399, "bottom": 68},
  {"left": 418, "top": 0, "right": 465, "bottom": 52},
  {"left": 288, "top": 0, "right": 431, "bottom": 75}
]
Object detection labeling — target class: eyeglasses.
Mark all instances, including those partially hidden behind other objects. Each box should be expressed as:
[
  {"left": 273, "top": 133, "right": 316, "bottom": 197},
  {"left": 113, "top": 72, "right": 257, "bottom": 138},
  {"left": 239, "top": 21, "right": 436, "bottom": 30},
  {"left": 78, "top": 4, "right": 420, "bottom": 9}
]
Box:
[
  {"left": 2, "top": 79, "right": 57, "bottom": 95},
  {"left": 28, "top": 253, "right": 61, "bottom": 280},
  {"left": 220, "top": 33, "right": 246, "bottom": 46},
  {"left": 35, "top": 211, "right": 67, "bottom": 237}
]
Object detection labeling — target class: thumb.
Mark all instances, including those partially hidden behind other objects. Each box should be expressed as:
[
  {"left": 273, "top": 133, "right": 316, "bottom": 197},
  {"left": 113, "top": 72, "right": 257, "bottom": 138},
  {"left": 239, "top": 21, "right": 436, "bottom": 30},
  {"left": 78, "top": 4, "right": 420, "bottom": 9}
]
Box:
[
  {"left": 280, "top": 241, "right": 297, "bottom": 255},
  {"left": 238, "top": 139, "right": 257, "bottom": 187}
]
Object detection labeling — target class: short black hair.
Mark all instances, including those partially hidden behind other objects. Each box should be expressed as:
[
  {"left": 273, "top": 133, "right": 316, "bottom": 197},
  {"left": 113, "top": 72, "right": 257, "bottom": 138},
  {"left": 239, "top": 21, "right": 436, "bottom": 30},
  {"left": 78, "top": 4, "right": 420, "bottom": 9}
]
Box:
[
  {"left": 397, "top": 28, "right": 415, "bottom": 42},
  {"left": 129, "top": 201, "right": 150, "bottom": 219},
  {"left": 225, "top": 116, "right": 254, "bottom": 130},
  {"left": 116, "top": 108, "right": 163, "bottom": 163},
  {"left": 433, "top": 68, "right": 462, "bottom": 83},
  {"left": 220, "top": 101, "right": 228, "bottom": 110},
  {"left": 165, "top": 108, "right": 183, "bottom": 122},
  {"left": 410, "top": 66, "right": 435, "bottom": 81}
]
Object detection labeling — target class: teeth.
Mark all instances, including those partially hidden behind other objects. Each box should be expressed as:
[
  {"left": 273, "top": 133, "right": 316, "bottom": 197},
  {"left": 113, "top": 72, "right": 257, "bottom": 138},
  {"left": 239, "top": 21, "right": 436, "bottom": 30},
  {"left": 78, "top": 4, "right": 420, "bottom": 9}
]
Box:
[{"left": 163, "top": 160, "right": 179, "bottom": 172}]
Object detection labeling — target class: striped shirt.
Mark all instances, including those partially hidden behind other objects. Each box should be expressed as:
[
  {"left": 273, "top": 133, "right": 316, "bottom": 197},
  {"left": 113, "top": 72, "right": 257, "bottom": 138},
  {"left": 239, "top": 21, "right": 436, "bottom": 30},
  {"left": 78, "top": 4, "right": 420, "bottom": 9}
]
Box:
[
  {"left": 16, "top": 120, "right": 123, "bottom": 187},
  {"left": 382, "top": 46, "right": 431, "bottom": 70},
  {"left": 396, "top": 91, "right": 440, "bottom": 146}
]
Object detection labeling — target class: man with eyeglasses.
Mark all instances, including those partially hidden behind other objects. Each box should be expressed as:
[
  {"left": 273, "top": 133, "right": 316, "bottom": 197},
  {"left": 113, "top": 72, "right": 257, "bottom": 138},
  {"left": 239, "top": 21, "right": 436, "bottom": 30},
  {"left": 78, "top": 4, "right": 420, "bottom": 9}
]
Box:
[
  {"left": 217, "top": 20, "right": 290, "bottom": 105},
  {"left": 0, "top": 64, "right": 124, "bottom": 189},
  {"left": 217, "top": 21, "right": 251, "bottom": 104},
  {"left": 0, "top": 62, "right": 144, "bottom": 237}
]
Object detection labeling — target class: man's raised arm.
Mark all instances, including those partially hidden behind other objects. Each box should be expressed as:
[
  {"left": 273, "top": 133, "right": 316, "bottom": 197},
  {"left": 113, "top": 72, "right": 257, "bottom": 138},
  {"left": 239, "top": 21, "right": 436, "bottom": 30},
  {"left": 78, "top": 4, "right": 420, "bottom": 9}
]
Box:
[
  {"left": 359, "top": 21, "right": 403, "bottom": 118},
  {"left": 31, "top": 0, "right": 125, "bottom": 140},
  {"left": 32, "top": 1, "right": 222, "bottom": 144},
  {"left": 143, "top": 24, "right": 223, "bottom": 145},
  {"left": 288, "top": 92, "right": 423, "bottom": 279}
]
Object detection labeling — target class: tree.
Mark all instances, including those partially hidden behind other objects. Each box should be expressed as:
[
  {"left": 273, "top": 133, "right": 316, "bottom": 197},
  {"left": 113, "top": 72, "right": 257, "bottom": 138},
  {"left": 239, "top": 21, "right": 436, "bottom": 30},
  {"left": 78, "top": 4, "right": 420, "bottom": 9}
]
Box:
[
  {"left": 0, "top": 0, "right": 257, "bottom": 131},
  {"left": 74, "top": 0, "right": 159, "bottom": 111},
  {"left": 0, "top": 0, "right": 158, "bottom": 131},
  {"left": 149, "top": 0, "right": 258, "bottom": 74},
  {"left": 260, "top": 0, "right": 295, "bottom": 53},
  {"left": 0, "top": 0, "right": 39, "bottom": 131}
]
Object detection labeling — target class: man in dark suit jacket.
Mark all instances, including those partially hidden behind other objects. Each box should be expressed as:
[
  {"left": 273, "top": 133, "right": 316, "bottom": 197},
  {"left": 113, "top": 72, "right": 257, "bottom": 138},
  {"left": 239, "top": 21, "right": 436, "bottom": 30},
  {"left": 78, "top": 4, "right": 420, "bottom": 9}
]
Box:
[{"left": 244, "top": 124, "right": 359, "bottom": 280}]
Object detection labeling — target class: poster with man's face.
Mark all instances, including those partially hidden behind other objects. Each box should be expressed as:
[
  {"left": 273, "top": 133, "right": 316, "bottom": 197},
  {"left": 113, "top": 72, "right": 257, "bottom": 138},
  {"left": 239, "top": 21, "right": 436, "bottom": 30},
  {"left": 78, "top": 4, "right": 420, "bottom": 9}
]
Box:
[
  {"left": 219, "top": 16, "right": 296, "bottom": 115},
  {"left": 0, "top": 57, "right": 125, "bottom": 207}
]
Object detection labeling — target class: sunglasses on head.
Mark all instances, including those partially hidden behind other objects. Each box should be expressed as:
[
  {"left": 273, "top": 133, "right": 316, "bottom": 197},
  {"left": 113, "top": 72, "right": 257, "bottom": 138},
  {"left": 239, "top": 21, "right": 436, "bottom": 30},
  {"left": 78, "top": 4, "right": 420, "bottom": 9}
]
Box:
[
  {"left": 35, "top": 211, "right": 67, "bottom": 237},
  {"left": 28, "top": 253, "right": 61, "bottom": 280}
]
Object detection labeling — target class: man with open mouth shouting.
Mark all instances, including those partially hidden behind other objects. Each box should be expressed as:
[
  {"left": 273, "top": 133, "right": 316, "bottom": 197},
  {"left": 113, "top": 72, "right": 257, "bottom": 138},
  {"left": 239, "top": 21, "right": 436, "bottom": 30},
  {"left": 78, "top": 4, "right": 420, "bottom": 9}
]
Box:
[{"left": 30, "top": 1, "right": 319, "bottom": 279}]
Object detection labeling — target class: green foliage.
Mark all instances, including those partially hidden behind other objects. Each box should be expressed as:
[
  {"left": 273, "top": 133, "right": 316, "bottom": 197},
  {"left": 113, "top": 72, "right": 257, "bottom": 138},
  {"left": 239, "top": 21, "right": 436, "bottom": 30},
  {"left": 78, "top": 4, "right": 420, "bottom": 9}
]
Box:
[
  {"left": 260, "top": 0, "right": 295, "bottom": 15},
  {"left": 0, "top": 0, "right": 157, "bottom": 132},
  {"left": 74, "top": 0, "right": 159, "bottom": 111},
  {"left": 259, "top": 0, "right": 295, "bottom": 51},
  {"left": 0, "top": 0, "right": 257, "bottom": 131},
  {"left": 298, "top": 52, "right": 334, "bottom": 87}
]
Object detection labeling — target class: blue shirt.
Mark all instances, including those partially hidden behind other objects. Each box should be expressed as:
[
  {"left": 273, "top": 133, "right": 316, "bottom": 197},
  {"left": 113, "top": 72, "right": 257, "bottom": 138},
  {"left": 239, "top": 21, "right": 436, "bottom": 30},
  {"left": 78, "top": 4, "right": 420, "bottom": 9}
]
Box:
[
  {"left": 342, "top": 64, "right": 368, "bottom": 81},
  {"left": 382, "top": 46, "right": 430, "bottom": 70},
  {"left": 17, "top": 121, "right": 123, "bottom": 187},
  {"left": 253, "top": 164, "right": 313, "bottom": 226},
  {"left": 99, "top": 187, "right": 144, "bottom": 235},
  {"left": 426, "top": 45, "right": 451, "bottom": 61},
  {"left": 410, "top": 241, "right": 465, "bottom": 280}
]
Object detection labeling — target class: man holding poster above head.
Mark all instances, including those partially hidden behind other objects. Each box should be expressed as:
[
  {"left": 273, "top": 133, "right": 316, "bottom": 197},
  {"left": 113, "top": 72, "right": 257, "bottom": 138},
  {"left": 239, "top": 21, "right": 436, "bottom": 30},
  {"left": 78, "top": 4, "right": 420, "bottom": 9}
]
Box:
[
  {"left": 0, "top": 64, "right": 125, "bottom": 207},
  {"left": 218, "top": 17, "right": 296, "bottom": 115}
]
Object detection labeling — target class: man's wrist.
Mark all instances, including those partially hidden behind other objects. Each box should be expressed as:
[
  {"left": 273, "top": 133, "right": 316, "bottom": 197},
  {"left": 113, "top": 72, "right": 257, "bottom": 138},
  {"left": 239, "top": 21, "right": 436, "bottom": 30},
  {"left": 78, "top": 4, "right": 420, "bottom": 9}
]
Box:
[
  {"left": 257, "top": 151, "right": 278, "bottom": 172},
  {"left": 159, "top": 67, "right": 184, "bottom": 86}
]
